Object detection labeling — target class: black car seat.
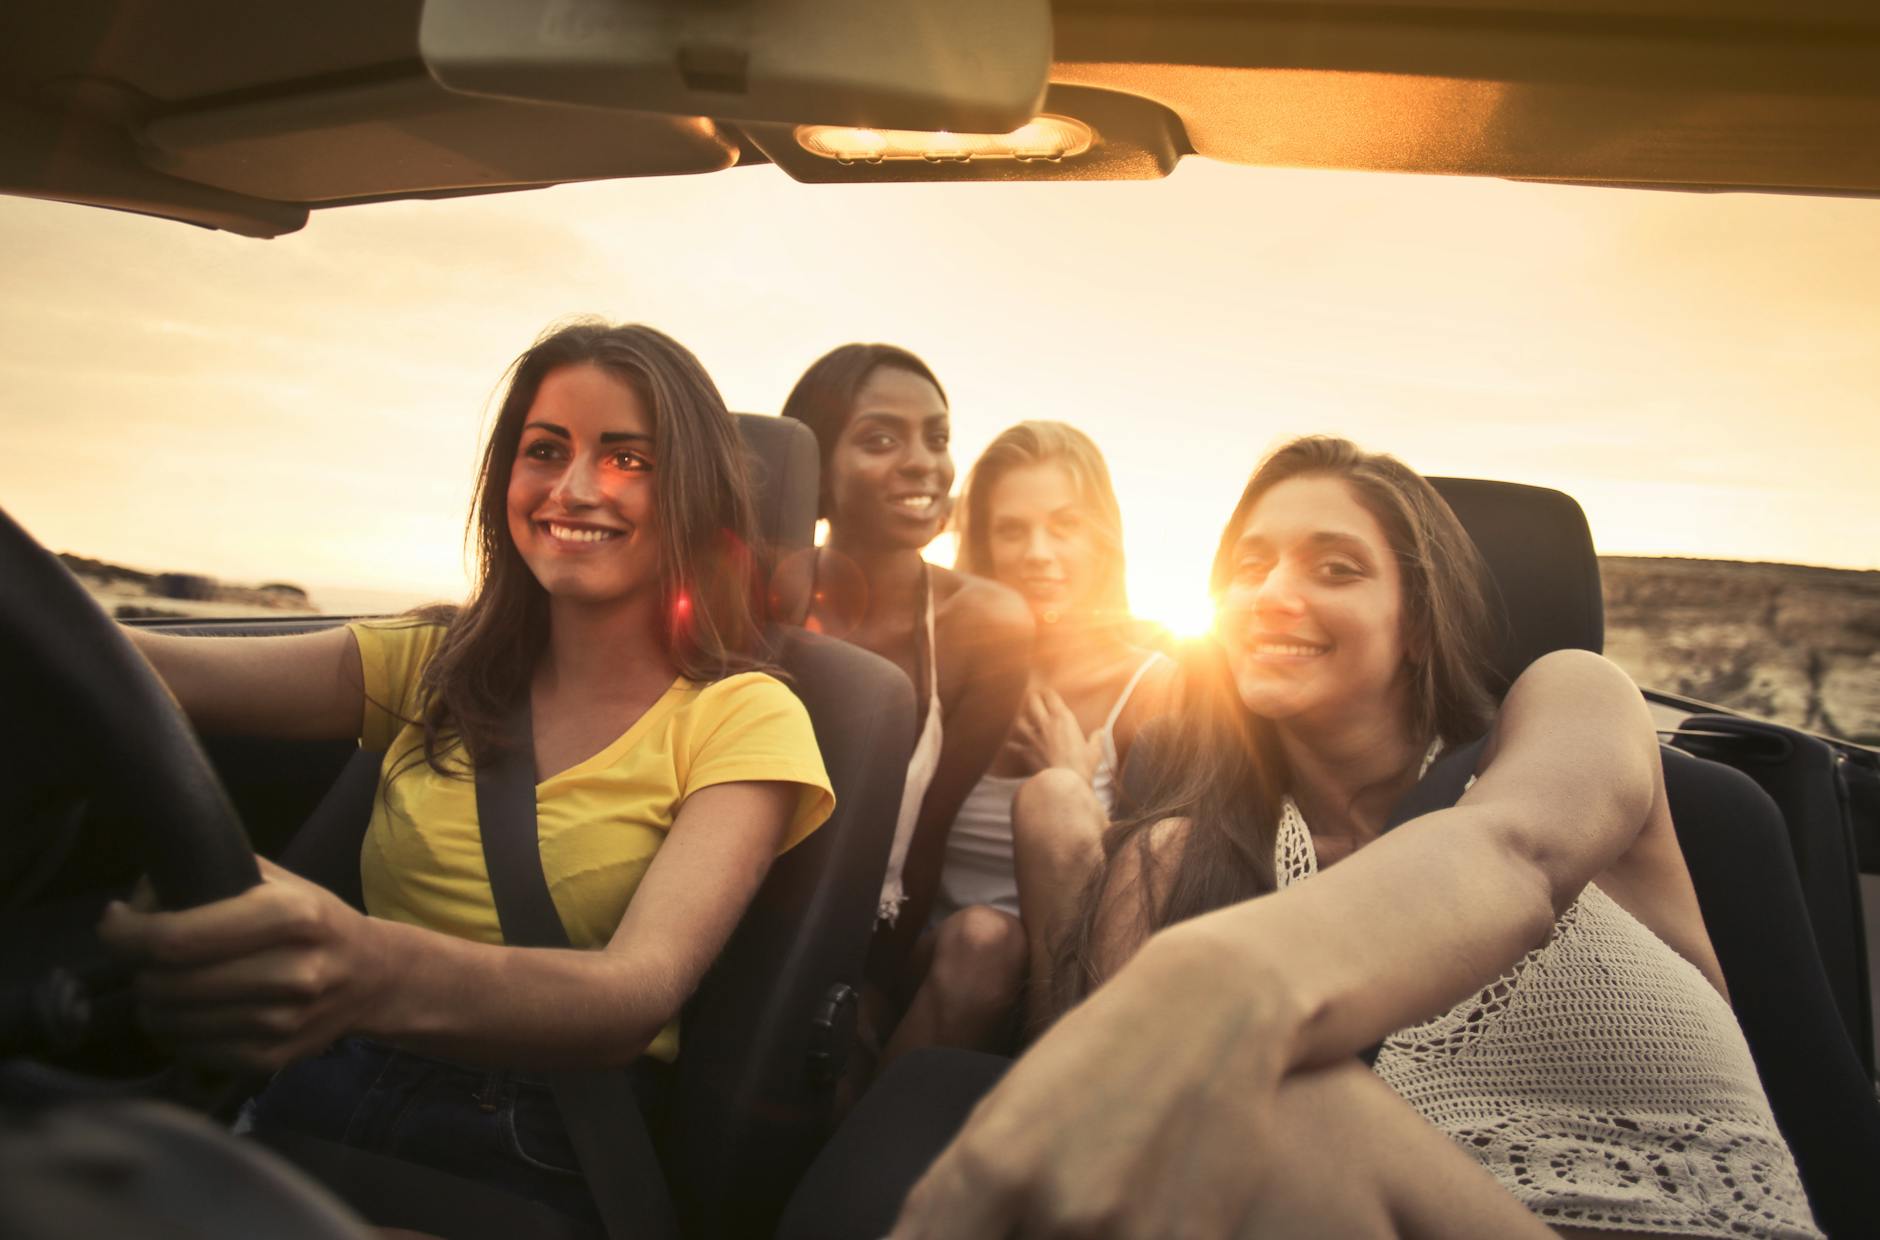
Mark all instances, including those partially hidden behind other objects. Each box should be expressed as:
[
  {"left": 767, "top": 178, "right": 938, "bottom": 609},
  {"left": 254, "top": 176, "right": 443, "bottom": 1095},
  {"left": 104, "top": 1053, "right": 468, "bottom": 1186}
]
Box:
[
  {"left": 668, "top": 416, "right": 916, "bottom": 1239},
  {"left": 1420, "top": 476, "right": 1880, "bottom": 1239},
  {"left": 1670, "top": 714, "right": 1873, "bottom": 1074},
  {"left": 280, "top": 413, "right": 916, "bottom": 1239}
]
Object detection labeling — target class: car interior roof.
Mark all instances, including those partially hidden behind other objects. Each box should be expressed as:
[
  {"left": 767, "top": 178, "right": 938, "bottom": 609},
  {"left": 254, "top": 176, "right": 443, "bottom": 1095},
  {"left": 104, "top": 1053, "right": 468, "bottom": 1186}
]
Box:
[{"left": 5, "top": 0, "right": 1880, "bottom": 238}]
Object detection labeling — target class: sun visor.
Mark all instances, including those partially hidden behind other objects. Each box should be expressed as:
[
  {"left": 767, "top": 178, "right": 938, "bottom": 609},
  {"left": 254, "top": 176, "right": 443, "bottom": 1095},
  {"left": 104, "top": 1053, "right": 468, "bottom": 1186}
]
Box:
[
  {"left": 141, "top": 75, "right": 739, "bottom": 204},
  {"left": 419, "top": 0, "right": 1051, "bottom": 133}
]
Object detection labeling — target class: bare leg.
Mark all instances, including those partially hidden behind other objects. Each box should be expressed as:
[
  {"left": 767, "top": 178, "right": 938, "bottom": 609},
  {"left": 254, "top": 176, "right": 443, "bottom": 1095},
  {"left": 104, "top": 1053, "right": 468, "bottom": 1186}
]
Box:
[
  {"left": 881, "top": 906, "right": 1027, "bottom": 1067},
  {"left": 1011, "top": 768, "right": 1108, "bottom": 1034}
]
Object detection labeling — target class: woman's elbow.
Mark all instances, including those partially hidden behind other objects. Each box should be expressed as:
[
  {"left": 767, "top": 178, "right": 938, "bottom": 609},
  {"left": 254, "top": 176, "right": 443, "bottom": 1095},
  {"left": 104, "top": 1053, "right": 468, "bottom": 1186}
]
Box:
[
  {"left": 1494, "top": 653, "right": 1660, "bottom": 855},
  {"left": 1486, "top": 795, "right": 1630, "bottom": 926},
  {"left": 589, "top": 955, "right": 688, "bottom": 1068}
]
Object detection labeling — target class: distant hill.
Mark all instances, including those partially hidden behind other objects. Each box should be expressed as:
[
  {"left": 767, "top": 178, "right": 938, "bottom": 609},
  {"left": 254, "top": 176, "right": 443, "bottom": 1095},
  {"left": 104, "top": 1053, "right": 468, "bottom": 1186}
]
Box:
[
  {"left": 57, "top": 550, "right": 1880, "bottom": 744},
  {"left": 1601, "top": 556, "right": 1880, "bottom": 746},
  {"left": 60, "top": 552, "right": 318, "bottom": 619}
]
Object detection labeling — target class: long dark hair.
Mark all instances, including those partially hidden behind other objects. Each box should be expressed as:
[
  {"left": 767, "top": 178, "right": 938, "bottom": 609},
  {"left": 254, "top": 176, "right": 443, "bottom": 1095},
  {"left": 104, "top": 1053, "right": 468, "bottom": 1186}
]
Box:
[
  {"left": 955, "top": 420, "right": 1130, "bottom": 619},
  {"left": 1057, "top": 436, "right": 1497, "bottom": 1003},
  {"left": 779, "top": 343, "right": 947, "bottom": 519},
  {"left": 411, "top": 320, "right": 768, "bottom": 774}
]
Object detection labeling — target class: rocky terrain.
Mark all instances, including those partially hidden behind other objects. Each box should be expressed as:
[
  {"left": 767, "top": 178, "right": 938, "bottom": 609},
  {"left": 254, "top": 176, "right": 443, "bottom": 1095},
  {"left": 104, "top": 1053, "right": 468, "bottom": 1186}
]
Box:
[
  {"left": 60, "top": 553, "right": 317, "bottom": 619},
  {"left": 1602, "top": 557, "right": 1880, "bottom": 746},
  {"left": 56, "top": 551, "right": 1880, "bottom": 744}
]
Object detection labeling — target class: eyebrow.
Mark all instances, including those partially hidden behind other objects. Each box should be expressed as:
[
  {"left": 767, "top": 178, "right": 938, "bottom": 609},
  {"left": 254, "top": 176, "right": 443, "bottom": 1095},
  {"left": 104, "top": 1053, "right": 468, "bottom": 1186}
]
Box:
[
  {"left": 1236, "top": 530, "right": 1374, "bottom": 556},
  {"left": 851, "top": 411, "right": 948, "bottom": 429},
  {"left": 522, "top": 420, "right": 653, "bottom": 445}
]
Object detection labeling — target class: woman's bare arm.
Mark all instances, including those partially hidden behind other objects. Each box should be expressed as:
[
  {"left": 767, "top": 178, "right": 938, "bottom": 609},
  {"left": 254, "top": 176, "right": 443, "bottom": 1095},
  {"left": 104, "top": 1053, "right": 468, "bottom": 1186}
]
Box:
[
  {"left": 884, "top": 576, "right": 1033, "bottom": 951},
  {"left": 1217, "top": 647, "right": 1658, "bottom": 1068},
  {"left": 891, "top": 649, "right": 1662, "bottom": 1236},
  {"left": 99, "top": 778, "right": 798, "bottom": 1071},
  {"left": 126, "top": 625, "right": 364, "bottom": 741}
]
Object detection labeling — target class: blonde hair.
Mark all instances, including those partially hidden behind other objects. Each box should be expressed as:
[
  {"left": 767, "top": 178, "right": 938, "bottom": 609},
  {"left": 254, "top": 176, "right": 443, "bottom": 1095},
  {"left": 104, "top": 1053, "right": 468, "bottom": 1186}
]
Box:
[{"left": 955, "top": 420, "right": 1128, "bottom": 617}]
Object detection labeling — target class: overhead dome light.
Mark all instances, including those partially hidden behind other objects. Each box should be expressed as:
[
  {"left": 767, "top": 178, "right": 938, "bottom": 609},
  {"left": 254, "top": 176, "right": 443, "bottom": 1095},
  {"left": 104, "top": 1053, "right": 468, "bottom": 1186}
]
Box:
[{"left": 795, "top": 115, "right": 1094, "bottom": 164}]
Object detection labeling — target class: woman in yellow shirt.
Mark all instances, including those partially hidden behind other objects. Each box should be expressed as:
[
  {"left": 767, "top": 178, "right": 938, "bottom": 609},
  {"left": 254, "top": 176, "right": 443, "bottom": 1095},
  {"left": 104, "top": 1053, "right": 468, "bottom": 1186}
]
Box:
[{"left": 102, "top": 320, "right": 834, "bottom": 1227}]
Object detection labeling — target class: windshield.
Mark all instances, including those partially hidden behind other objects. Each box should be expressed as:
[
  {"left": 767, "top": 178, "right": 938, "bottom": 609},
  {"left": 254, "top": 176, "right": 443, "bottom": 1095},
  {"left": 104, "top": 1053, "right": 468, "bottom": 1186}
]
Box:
[{"left": 3, "top": 159, "right": 1875, "bottom": 737}]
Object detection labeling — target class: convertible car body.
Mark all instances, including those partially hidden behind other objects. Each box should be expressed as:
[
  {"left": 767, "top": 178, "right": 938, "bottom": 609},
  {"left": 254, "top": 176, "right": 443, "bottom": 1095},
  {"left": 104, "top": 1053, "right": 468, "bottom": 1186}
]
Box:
[{"left": 2, "top": 2, "right": 1877, "bottom": 1237}]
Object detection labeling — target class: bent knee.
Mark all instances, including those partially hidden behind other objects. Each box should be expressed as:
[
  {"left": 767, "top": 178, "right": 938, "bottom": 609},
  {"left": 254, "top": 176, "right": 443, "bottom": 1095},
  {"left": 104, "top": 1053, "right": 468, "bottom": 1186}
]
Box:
[
  {"left": 930, "top": 907, "right": 1028, "bottom": 996},
  {"left": 935, "top": 906, "right": 1026, "bottom": 968}
]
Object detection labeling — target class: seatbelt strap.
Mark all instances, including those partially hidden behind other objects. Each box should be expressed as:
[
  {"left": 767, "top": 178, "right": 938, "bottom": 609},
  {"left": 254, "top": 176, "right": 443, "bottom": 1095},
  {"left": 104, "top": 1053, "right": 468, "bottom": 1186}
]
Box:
[
  {"left": 475, "top": 697, "right": 681, "bottom": 1240},
  {"left": 1384, "top": 735, "right": 1490, "bottom": 832}
]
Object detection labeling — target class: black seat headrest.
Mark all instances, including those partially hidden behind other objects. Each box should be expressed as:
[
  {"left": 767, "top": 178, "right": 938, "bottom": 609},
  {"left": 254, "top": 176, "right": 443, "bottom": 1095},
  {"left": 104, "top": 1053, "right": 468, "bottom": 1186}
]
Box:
[
  {"left": 734, "top": 413, "right": 820, "bottom": 556},
  {"left": 1428, "top": 477, "right": 1604, "bottom": 692}
]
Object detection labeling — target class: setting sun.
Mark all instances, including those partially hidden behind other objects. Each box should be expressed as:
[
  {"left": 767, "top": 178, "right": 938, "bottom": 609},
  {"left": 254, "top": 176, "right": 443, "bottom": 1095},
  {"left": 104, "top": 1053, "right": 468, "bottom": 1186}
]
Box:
[{"left": 3, "top": 159, "right": 1875, "bottom": 617}]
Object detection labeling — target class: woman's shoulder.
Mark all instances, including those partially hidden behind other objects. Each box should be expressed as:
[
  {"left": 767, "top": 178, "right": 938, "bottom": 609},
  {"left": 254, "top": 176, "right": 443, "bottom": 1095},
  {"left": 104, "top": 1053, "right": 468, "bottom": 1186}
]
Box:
[
  {"left": 686, "top": 671, "right": 825, "bottom": 738},
  {"left": 689, "top": 668, "right": 799, "bottom": 710},
  {"left": 1496, "top": 649, "right": 1650, "bottom": 736},
  {"left": 350, "top": 612, "right": 452, "bottom": 638},
  {"left": 1477, "top": 649, "right": 1660, "bottom": 848},
  {"left": 930, "top": 565, "right": 1032, "bottom": 640},
  {"left": 1110, "top": 644, "right": 1181, "bottom": 744},
  {"left": 350, "top": 606, "right": 456, "bottom": 651},
  {"left": 349, "top": 612, "right": 455, "bottom": 684}
]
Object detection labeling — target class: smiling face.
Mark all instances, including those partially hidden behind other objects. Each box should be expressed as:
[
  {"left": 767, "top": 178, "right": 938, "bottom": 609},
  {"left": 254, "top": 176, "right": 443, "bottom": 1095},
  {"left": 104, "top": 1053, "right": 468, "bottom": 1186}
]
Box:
[
  {"left": 505, "top": 362, "right": 661, "bottom": 609},
  {"left": 985, "top": 461, "right": 1105, "bottom": 623},
  {"left": 823, "top": 364, "right": 954, "bottom": 551},
  {"left": 1218, "top": 474, "right": 1410, "bottom": 730}
]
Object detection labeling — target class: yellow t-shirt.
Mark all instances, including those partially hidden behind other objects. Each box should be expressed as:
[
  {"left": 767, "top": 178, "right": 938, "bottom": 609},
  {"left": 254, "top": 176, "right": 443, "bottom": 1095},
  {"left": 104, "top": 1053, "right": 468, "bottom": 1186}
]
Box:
[{"left": 349, "top": 620, "right": 835, "bottom": 1062}]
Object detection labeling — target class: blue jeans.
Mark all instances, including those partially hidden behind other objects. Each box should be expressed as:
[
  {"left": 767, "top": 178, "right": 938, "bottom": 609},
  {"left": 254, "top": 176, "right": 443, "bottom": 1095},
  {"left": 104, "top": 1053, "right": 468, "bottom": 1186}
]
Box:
[{"left": 247, "top": 1037, "right": 670, "bottom": 1227}]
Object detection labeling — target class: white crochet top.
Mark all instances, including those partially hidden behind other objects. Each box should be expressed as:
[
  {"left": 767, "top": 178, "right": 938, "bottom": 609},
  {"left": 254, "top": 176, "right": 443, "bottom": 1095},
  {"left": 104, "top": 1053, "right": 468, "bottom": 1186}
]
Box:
[{"left": 1274, "top": 793, "right": 1822, "bottom": 1238}]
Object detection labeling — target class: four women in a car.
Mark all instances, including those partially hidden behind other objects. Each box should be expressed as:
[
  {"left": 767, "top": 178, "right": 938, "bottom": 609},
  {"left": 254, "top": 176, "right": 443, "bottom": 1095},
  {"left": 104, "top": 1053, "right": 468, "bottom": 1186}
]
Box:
[
  {"left": 107, "top": 321, "right": 834, "bottom": 1228},
  {"left": 109, "top": 328, "right": 1821, "bottom": 1236}
]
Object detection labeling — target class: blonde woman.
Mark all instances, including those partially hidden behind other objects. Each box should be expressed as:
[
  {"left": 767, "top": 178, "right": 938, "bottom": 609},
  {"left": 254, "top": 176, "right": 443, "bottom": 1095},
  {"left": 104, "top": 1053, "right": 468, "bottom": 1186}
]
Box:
[{"left": 887, "top": 421, "right": 1174, "bottom": 1058}]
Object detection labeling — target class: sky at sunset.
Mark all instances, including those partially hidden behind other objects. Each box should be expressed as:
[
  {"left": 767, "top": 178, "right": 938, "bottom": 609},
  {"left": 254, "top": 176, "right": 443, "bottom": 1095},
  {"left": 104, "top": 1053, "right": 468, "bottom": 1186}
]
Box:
[{"left": 3, "top": 158, "right": 1876, "bottom": 635}]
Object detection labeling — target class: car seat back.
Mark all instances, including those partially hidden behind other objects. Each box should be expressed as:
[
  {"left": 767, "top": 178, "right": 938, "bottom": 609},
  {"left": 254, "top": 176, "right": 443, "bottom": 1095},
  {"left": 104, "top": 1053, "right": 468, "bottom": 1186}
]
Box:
[
  {"left": 671, "top": 626, "right": 913, "bottom": 1238},
  {"left": 1659, "top": 745, "right": 1880, "bottom": 1237},
  {"left": 1672, "top": 715, "right": 1873, "bottom": 1074},
  {"left": 1425, "top": 477, "right": 1603, "bottom": 693},
  {"left": 667, "top": 416, "right": 915, "bottom": 1237}
]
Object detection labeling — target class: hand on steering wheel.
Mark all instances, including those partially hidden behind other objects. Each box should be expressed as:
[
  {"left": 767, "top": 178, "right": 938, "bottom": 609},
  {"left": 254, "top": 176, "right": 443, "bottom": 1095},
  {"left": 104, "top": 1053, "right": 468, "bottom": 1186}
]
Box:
[
  {"left": 0, "top": 505, "right": 261, "bottom": 1082},
  {"left": 99, "top": 859, "right": 390, "bottom": 1075}
]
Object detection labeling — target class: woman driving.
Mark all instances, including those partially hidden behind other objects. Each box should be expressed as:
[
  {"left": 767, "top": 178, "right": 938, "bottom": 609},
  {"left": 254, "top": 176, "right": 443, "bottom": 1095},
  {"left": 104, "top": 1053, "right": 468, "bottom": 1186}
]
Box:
[{"left": 101, "top": 321, "right": 834, "bottom": 1229}]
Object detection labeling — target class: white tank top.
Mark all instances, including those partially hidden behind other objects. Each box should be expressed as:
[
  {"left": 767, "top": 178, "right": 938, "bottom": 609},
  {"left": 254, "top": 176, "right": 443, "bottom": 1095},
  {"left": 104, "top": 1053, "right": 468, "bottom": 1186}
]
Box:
[
  {"left": 876, "top": 566, "right": 942, "bottom": 925},
  {"left": 1273, "top": 789, "right": 1822, "bottom": 1238},
  {"left": 936, "top": 651, "right": 1168, "bottom": 921}
]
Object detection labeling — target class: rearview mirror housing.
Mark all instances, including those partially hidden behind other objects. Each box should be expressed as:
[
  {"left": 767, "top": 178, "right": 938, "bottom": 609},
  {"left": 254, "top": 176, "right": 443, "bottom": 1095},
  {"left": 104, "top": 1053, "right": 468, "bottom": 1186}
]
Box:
[{"left": 420, "top": 0, "right": 1052, "bottom": 133}]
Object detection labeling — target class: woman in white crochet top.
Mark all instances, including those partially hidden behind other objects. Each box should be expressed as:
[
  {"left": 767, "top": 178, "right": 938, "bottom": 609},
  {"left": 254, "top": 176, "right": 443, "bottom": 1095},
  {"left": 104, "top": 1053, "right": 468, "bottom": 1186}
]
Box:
[{"left": 890, "top": 436, "right": 1820, "bottom": 1239}]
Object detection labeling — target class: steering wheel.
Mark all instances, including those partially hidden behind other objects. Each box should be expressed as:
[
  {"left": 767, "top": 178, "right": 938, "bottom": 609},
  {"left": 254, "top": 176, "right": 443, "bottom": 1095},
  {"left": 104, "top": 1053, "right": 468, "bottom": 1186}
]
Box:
[{"left": 0, "top": 504, "right": 259, "bottom": 1062}]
